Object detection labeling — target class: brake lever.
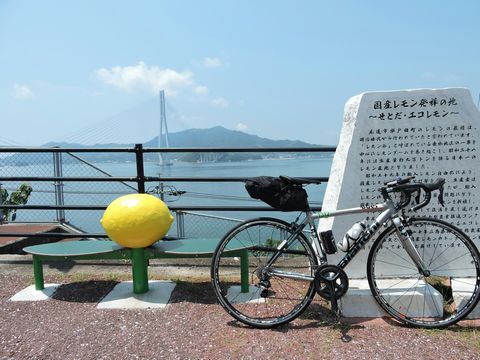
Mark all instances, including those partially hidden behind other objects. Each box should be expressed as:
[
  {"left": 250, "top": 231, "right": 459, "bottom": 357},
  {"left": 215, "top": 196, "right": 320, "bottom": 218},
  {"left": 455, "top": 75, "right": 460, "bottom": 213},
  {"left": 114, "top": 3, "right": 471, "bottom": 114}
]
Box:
[
  {"left": 414, "top": 189, "right": 421, "bottom": 205},
  {"left": 438, "top": 185, "right": 445, "bottom": 207}
]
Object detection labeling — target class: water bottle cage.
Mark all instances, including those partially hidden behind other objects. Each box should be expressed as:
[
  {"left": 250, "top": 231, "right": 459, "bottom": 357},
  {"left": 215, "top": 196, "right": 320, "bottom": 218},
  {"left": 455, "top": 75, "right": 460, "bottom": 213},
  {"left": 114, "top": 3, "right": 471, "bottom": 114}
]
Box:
[
  {"left": 338, "top": 234, "right": 354, "bottom": 252},
  {"left": 338, "top": 221, "right": 367, "bottom": 252}
]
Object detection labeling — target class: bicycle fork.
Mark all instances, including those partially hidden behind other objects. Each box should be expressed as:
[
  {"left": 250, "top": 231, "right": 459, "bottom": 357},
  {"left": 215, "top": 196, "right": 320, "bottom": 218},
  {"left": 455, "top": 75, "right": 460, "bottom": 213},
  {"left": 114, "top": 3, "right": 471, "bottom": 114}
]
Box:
[{"left": 392, "top": 216, "right": 430, "bottom": 276}]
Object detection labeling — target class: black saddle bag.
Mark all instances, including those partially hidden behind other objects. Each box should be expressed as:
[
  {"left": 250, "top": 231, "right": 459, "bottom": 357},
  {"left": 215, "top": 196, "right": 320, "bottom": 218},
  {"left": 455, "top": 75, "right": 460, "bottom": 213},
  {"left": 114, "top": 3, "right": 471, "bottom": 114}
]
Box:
[{"left": 244, "top": 176, "right": 309, "bottom": 212}]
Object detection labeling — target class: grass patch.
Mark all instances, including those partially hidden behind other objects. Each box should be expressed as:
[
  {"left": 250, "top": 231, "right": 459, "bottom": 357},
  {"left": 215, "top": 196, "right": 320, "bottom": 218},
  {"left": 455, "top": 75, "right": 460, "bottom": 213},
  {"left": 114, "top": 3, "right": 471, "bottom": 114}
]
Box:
[
  {"left": 44, "top": 271, "right": 129, "bottom": 284},
  {"left": 423, "top": 325, "right": 480, "bottom": 352},
  {"left": 151, "top": 273, "right": 212, "bottom": 283},
  {"left": 448, "top": 327, "right": 480, "bottom": 351}
]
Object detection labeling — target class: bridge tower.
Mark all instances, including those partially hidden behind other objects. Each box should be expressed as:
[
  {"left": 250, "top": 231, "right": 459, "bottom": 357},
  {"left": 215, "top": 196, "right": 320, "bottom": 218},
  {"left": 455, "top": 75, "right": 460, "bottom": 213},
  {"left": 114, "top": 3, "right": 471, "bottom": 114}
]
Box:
[{"left": 158, "top": 90, "right": 173, "bottom": 166}]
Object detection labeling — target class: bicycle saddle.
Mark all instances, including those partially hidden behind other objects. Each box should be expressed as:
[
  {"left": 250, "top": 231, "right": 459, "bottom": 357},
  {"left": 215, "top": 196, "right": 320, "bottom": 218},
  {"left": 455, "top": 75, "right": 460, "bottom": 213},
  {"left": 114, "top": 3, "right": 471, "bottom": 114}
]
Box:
[{"left": 279, "top": 175, "right": 323, "bottom": 185}]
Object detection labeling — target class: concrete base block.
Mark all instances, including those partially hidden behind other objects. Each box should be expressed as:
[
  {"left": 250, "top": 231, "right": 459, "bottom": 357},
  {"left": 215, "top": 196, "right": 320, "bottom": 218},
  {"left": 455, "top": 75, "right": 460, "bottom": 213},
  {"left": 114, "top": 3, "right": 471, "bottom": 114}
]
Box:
[
  {"left": 340, "top": 279, "right": 480, "bottom": 319},
  {"left": 452, "top": 279, "right": 480, "bottom": 319},
  {"left": 10, "top": 284, "right": 59, "bottom": 301},
  {"left": 467, "top": 305, "right": 480, "bottom": 319},
  {"left": 340, "top": 280, "right": 386, "bottom": 317},
  {"left": 97, "top": 281, "right": 176, "bottom": 309},
  {"left": 227, "top": 285, "right": 266, "bottom": 304}
]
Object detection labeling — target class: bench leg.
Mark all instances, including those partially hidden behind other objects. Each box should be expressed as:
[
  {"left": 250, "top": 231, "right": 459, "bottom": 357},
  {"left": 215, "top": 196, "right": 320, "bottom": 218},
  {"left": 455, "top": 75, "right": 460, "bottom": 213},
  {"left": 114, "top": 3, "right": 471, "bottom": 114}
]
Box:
[
  {"left": 131, "top": 248, "right": 149, "bottom": 294},
  {"left": 32, "top": 255, "right": 45, "bottom": 290},
  {"left": 240, "top": 249, "right": 249, "bottom": 293}
]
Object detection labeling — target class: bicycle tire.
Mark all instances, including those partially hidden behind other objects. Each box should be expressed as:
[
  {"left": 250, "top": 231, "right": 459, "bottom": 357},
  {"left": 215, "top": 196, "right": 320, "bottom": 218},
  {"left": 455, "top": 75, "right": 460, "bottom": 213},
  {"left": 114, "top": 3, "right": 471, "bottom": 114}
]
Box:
[
  {"left": 211, "top": 217, "right": 318, "bottom": 328},
  {"left": 367, "top": 217, "right": 480, "bottom": 328}
]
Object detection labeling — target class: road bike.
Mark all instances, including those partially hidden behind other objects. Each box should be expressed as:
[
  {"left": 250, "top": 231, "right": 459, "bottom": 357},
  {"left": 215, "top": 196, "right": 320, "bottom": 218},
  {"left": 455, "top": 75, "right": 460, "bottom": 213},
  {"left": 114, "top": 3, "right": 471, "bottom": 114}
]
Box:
[{"left": 211, "top": 176, "right": 480, "bottom": 328}]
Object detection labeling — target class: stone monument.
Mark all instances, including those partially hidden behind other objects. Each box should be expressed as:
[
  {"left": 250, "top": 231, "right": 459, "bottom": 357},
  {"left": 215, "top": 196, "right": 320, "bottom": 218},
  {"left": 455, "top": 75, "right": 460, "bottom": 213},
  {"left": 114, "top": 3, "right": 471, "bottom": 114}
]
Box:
[{"left": 319, "top": 87, "right": 480, "bottom": 278}]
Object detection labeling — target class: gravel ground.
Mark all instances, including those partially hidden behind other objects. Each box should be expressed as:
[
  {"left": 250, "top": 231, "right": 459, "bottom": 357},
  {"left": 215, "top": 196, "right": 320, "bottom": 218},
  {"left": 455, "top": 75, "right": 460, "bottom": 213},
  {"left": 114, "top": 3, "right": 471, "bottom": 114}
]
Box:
[{"left": 0, "top": 261, "right": 479, "bottom": 360}]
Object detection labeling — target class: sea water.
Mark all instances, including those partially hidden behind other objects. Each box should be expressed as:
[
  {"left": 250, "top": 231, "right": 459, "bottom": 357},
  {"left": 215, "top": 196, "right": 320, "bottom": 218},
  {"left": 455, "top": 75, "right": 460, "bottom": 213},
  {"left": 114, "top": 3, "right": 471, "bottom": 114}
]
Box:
[{"left": 2, "top": 157, "right": 333, "bottom": 236}]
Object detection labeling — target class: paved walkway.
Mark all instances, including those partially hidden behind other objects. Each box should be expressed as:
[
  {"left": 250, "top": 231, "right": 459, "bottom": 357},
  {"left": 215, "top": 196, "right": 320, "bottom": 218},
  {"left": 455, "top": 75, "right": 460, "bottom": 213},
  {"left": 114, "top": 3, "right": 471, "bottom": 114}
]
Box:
[{"left": 0, "top": 256, "right": 479, "bottom": 359}]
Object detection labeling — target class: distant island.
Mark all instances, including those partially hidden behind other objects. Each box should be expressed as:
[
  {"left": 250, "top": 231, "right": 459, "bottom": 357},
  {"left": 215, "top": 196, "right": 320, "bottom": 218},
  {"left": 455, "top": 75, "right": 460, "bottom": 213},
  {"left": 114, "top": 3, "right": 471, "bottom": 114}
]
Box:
[{"left": 2, "top": 126, "right": 333, "bottom": 164}]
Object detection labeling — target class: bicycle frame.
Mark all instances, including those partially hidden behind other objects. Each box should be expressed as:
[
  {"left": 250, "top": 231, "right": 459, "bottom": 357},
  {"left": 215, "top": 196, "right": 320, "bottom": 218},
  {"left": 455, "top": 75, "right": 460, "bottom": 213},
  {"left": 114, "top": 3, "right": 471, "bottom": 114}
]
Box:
[
  {"left": 311, "top": 202, "right": 394, "bottom": 268},
  {"left": 266, "top": 197, "right": 428, "bottom": 282}
]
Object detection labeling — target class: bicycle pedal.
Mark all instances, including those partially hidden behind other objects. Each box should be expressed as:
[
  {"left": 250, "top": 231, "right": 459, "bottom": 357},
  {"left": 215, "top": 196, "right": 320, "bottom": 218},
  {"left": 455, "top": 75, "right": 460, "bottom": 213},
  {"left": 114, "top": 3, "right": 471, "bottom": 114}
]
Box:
[
  {"left": 329, "top": 301, "right": 342, "bottom": 323},
  {"left": 334, "top": 306, "right": 342, "bottom": 321},
  {"left": 327, "top": 280, "right": 343, "bottom": 322}
]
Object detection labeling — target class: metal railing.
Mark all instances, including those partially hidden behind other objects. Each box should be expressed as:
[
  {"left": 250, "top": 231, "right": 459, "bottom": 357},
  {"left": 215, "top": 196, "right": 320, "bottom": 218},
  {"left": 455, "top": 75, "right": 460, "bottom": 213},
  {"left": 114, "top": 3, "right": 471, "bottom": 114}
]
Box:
[{"left": 0, "top": 144, "right": 336, "bottom": 240}]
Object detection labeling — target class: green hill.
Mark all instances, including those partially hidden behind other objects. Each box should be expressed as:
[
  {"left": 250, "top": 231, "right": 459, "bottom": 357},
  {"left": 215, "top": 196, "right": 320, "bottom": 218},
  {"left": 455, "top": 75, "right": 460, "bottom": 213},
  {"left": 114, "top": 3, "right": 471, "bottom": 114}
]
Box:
[
  {"left": 2, "top": 126, "right": 329, "bottom": 164},
  {"left": 144, "top": 126, "right": 314, "bottom": 148}
]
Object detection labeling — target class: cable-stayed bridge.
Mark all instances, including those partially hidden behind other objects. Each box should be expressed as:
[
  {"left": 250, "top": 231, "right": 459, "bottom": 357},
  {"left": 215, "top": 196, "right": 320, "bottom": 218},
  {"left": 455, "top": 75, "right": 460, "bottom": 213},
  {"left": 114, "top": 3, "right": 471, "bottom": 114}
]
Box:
[{"left": 50, "top": 92, "right": 184, "bottom": 148}]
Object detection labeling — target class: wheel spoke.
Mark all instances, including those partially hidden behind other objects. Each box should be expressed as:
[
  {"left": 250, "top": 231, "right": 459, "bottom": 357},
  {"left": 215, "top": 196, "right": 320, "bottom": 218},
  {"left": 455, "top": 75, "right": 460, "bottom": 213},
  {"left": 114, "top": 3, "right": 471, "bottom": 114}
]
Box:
[
  {"left": 368, "top": 218, "right": 480, "bottom": 327},
  {"left": 379, "top": 247, "right": 417, "bottom": 268},
  {"left": 424, "top": 280, "right": 442, "bottom": 319},
  {"left": 404, "top": 279, "right": 419, "bottom": 318},
  {"left": 374, "top": 258, "right": 417, "bottom": 271},
  {"left": 430, "top": 252, "right": 473, "bottom": 272},
  {"left": 384, "top": 278, "right": 420, "bottom": 307},
  {"left": 212, "top": 218, "right": 317, "bottom": 328}
]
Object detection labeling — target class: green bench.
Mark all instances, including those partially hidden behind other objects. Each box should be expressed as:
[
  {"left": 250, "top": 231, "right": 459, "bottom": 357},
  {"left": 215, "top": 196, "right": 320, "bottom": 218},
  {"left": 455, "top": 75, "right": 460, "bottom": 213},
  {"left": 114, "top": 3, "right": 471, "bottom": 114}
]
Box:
[{"left": 23, "top": 238, "right": 250, "bottom": 294}]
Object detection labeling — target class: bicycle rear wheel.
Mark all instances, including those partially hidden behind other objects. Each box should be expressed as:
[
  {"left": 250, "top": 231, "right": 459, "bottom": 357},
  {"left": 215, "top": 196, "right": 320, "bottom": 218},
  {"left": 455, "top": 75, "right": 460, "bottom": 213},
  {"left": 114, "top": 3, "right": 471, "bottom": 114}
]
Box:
[
  {"left": 211, "top": 217, "right": 318, "bottom": 328},
  {"left": 367, "top": 217, "right": 480, "bottom": 328}
]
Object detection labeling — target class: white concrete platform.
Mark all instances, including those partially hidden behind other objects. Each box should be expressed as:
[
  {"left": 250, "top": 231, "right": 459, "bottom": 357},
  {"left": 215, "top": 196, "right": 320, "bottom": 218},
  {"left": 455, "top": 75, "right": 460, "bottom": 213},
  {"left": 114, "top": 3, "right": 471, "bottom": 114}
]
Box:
[
  {"left": 341, "top": 279, "right": 443, "bottom": 318},
  {"left": 452, "top": 278, "right": 480, "bottom": 319},
  {"left": 10, "top": 284, "right": 59, "bottom": 301},
  {"left": 340, "top": 280, "right": 386, "bottom": 317},
  {"left": 97, "top": 280, "right": 176, "bottom": 309},
  {"left": 340, "top": 279, "right": 480, "bottom": 319}
]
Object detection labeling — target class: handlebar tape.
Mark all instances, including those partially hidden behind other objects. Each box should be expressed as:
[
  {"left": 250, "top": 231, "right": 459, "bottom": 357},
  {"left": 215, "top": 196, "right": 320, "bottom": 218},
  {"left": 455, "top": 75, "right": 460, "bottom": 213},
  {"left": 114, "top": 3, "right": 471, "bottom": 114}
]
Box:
[{"left": 390, "top": 178, "right": 445, "bottom": 211}]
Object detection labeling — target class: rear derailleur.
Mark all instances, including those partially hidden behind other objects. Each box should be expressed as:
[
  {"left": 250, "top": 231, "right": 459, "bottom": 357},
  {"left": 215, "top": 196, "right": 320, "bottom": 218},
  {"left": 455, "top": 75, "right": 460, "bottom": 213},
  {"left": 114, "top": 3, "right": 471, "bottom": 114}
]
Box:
[{"left": 254, "top": 268, "right": 275, "bottom": 298}]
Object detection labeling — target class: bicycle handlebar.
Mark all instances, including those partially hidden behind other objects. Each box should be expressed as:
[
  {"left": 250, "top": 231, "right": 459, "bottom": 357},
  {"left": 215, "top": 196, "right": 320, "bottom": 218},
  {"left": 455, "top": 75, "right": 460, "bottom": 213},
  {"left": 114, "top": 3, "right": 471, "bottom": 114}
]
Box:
[
  {"left": 380, "top": 177, "right": 445, "bottom": 211},
  {"left": 384, "top": 175, "right": 416, "bottom": 187}
]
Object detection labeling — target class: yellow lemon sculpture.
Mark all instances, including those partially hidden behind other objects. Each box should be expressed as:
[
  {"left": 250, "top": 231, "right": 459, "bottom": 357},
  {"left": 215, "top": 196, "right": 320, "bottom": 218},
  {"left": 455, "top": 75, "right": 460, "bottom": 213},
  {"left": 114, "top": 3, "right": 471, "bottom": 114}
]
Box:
[{"left": 100, "top": 194, "right": 174, "bottom": 248}]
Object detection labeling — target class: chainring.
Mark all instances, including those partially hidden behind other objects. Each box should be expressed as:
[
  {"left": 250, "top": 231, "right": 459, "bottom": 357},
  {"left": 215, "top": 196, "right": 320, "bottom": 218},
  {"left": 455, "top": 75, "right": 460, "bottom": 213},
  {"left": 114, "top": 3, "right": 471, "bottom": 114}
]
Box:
[{"left": 314, "top": 264, "right": 349, "bottom": 300}]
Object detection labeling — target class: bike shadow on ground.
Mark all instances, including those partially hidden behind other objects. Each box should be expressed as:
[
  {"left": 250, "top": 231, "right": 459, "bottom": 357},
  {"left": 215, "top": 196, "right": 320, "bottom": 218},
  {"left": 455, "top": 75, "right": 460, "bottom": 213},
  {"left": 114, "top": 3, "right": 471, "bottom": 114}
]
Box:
[
  {"left": 224, "top": 302, "right": 435, "bottom": 343},
  {"left": 225, "top": 302, "right": 368, "bottom": 342},
  {"left": 226, "top": 320, "right": 365, "bottom": 344}
]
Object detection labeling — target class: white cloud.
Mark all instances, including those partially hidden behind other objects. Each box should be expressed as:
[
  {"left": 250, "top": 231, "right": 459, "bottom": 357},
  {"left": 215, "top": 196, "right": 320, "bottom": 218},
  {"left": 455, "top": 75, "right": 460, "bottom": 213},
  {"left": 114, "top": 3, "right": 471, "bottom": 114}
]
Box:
[
  {"left": 193, "top": 85, "right": 209, "bottom": 95},
  {"left": 96, "top": 61, "right": 206, "bottom": 96},
  {"left": 211, "top": 97, "right": 229, "bottom": 108},
  {"left": 12, "top": 83, "right": 34, "bottom": 100},
  {"left": 202, "top": 57, "right": 222, "bottom": 68},
  {"left": 236, "top": 123, "right": 248, "bottom": 131}
]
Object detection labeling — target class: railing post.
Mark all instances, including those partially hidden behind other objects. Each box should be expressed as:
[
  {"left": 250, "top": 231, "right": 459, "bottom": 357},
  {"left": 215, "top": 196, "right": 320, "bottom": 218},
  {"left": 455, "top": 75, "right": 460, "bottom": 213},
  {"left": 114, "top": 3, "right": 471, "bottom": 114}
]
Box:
[
  {"left": 159, "top": 182, "right": 164, "bottom": 201},
  {"left": 176, "top": 211, "right": 185, "bottom": 238},
  {"left": 133, "top": 144, "right": 150, "bottom": 292},
  {"left": 0, "top": 182, "right": 3, "bottom": 223},
  {"left": 134, "top": 144, "right": 145, "bottom": 194},
  {"left": 53, "top": 150, "right": 65, "bottom": 222}
]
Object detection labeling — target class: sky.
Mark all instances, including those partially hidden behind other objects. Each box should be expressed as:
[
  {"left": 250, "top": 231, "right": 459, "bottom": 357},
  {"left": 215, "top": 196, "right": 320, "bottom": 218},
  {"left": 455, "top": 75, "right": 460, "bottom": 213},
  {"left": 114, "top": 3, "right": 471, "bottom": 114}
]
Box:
[{"left": 1, "top": 0, "right": 479, "bottom": 146}]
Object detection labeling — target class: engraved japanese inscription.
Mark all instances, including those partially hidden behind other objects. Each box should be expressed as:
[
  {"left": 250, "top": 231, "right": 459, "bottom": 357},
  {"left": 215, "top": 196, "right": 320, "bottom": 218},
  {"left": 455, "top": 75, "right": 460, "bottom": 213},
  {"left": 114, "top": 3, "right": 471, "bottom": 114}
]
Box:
[{"left": 320, "top": 88, "right": 480, "bottom": 278}]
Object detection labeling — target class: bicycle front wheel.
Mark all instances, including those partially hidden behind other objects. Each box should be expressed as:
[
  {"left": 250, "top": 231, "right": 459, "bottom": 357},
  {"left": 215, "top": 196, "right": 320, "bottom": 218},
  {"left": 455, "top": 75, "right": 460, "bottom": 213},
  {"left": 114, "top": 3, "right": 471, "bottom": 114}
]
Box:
[
  {"left": 211, "top": 217, "right": 318, "bottom": 328},
  {"left": 367, "top": 217, "right": 480, "bottom": 328}
]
